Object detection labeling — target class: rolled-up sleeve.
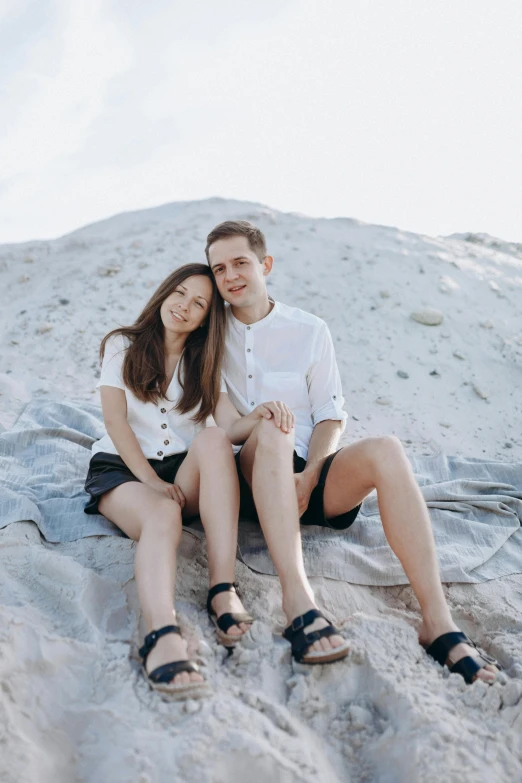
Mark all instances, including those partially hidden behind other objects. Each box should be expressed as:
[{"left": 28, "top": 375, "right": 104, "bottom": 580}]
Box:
[
  {"left": 307, "top": 321, "right": 347, "bottom": 432},
  {"left": 96, "top": 334, "right": 126, "bottom": 390}
]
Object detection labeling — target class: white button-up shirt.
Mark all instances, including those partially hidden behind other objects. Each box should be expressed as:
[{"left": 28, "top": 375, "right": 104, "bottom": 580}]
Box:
[
  {"left": 93, "top": 334, "right": 206, "bottom": 459},
  {"left": 222, "top": 300, "right": 347, "bottom": 460}
]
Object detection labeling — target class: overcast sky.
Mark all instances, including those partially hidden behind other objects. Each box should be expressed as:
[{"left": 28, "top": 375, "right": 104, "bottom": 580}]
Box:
[{"left": 1, "top": 0, "right": 521, "bottom": 245}]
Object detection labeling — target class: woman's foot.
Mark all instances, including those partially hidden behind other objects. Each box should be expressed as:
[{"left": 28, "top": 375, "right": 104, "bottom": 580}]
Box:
[
  {"left": 145, "top": 631, "right": 205, "bottom": 687},
  {"left": 209, "top": 586, "right": 252, "bottom": 638},
  {"left": 284, "top": 597, "right": 347, "bottom": 656},
  {"left": 419, "top": 618, "right": 499, "bottom": 684}
]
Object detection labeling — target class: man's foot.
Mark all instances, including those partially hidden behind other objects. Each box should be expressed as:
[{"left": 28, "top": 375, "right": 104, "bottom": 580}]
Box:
[
  {"left": 419, "top": 619, "right": 499, "bottom": 684},
  {"left": 144, "top": 630, "right": 205, "bottom": 688},
  {"left": 209, "top": 587, "right": 252, "bottom": 637}
]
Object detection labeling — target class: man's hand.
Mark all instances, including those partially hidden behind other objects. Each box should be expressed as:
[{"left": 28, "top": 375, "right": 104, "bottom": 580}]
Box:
[
  {"left": 294, "top": 471, "right": 317, "bottom": 517},
  {"left": 253, "top": 401, "right": 295, "bottom": 434}
]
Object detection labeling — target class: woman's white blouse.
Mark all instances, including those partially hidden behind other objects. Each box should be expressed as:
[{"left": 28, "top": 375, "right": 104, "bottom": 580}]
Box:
[{"left": 93, "top": 334, "right": 208, "bottom": 459}]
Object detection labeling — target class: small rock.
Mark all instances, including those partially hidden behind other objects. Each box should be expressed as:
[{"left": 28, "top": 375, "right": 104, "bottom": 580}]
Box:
[
  {"left": 504, "top": 442, "right": 513, "bottom": 449},
  {"left": 397, "top": 370, "right": 409, "bottom": 379},
  {"left": 98, "top": 265, "right": 121, "bottom": 277},
  {"left": 439, "top": 275, "right": 459, "bottom": 293},
  {"left": 429, "top": 370, "right": 440, "bottom": 377},
  {"left": 453, "top": 350, "right": 465, "bottom": 360},
  {"left": 352, "top": 415, "right": 359, "bottom": 421},
  {"left": 479, "top": 320, "right": 494, "bottom": 329},
  {"left": 440, "top": 422, "right": 451, "bottom": 428},
  {"left": 36, "top": 323, "right": 53, "bottom": 334},
  {"left": 488, "top": 280, "right": 500, "bottom": 292},
  {"left": 411, "top": 308, "right": 444, "bottom": 326},
  {"left": 183, "top": 699, "right": 200, "bottom": 714},
  {"left": 379, "top": 290, "right": 390, "bottom": 298},
  {"left": 440, "top": 332, "right": 451, "bottom": 339},
  {"left": 472, "top": 384, "right": 489, "bottom": 400},
  {"left": 375, "top": 396, "right": 392, "bottom": 406},
  {"left": 18, "top": 274, "right": 30, "bottom": 283},
  {"left": 59, "top": 298, "right": 70, "bottom": 305}
]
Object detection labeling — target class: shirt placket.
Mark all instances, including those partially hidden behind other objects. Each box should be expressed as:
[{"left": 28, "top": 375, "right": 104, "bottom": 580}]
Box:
[
  {"left": 157, "top": 405, "right": 169, "bottom": 457},
  {"left": 245, "top": 325, "right": 256, "bottom": 409}
]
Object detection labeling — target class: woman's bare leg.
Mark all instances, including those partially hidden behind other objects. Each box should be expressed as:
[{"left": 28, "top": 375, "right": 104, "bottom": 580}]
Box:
[
  {"left": 98, "top": 482, "right": 204, "bottom": 686},
  {"left": 175, "top": 427, "right": 249, "bottom": 636}
]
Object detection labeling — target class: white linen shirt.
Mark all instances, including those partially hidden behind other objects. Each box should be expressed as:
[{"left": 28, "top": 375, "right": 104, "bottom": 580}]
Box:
[
  {"left": 222, "top": 301, "right": 347, "bottom": 460},
  {"left": 93, "top": 334, "right": 206, "bottom": 459}
]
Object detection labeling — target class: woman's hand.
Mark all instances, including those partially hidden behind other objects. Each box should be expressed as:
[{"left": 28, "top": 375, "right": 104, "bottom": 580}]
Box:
[
  {"left": 253, "top": 401, "right": 295, "bottom": 434},
  {"left": 145, "top": 477, "right": 186, "bottom": 508}
]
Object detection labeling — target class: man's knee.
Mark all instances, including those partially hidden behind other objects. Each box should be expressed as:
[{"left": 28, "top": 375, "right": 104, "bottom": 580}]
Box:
[
  {"left": 362, "top": 435, "right": 409, "bottom": 474},
  {"left": 255, "top": 416, "right": 295, "bottom": 457}
]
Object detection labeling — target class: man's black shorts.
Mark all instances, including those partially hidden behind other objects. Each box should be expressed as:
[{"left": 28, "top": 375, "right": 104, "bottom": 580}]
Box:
[{"left": 235, "top": 448, "right": 361, "bottom": 530}]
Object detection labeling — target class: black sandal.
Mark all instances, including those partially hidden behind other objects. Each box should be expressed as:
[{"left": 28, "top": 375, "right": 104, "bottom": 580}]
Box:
[
  {"left": 206, "top": 583, "right": 254, "bottom": 646},
  {"left": 282, "top": 609, "right": 350, "bottom": 665},
  {"left": 425, "top": 631, "right": 501, "bottom": 684},
  {"left": 139, "top": 625, "right": 210, "bottom": 699}
]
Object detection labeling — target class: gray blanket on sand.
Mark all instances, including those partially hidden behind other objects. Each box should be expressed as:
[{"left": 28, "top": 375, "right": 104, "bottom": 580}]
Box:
[{"left": 1, "top": 400, "right": 521, "bottom": 586}]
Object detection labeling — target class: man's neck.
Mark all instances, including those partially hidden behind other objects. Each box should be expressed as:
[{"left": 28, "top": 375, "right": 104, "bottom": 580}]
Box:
[{"left": 231, "top": 293, "right": 274, "bottom": 325}]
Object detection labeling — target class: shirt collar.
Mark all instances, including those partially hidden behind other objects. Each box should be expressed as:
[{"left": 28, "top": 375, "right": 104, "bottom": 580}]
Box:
[{"left": 229, "top": 298, "right": 279, "bottom": 331}]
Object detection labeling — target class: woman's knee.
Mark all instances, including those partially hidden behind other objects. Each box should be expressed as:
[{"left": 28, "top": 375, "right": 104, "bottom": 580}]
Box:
[
  {"left": 255, "top": 416, "right": 295, "bottom": 456},
  {"left": 192, "top": 426, "right": 232, "bottom": 457},
  {"left": 142, "top": 498, "right": 183, "bottom": 540}
]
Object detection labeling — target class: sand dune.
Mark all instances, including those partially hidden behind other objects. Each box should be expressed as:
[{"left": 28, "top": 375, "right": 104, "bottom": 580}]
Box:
[{"left": 0, "top": 199, "right": 521, "bottom": 782}]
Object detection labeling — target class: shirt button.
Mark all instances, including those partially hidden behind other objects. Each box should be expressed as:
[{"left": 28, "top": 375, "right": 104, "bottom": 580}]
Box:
[
  {"left": 157, "top": 450, "right": 163, "bottom": 457},
  {"left": 161, "top": 423, "right": 167, "bottom": 429},
  {"left": 248, "top": 374, "right": 252, "bottom": 379},
  {"left": 247, "top": 348, "right": 251, "bottom": 353},
  {"left": 164, "top": 440, "right": 169, "bottom": 445},
  {"left": 333, "top": 395, "right": 337, "bottom": 399},
  {"left": 247, "top": 326, "right": 251, "bottom": 330},
  {"left": 161, "top": 408, "right": 166, "bottom": 414},
  {"left": 251, "top": 402, "right": 255, "bottom": 406}
]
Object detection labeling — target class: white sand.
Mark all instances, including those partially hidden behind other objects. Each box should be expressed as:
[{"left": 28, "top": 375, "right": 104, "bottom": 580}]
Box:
[{"left": 0, "top": 198, "right": 521, "bottom": 782}]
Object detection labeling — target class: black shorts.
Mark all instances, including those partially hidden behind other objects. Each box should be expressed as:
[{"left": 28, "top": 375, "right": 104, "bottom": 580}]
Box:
[
  {"left": 84, "top": 451, "right": 188, "bottom": 515},
  {"left": 235, "top": 448, "right": 361, "bottom": 530}
]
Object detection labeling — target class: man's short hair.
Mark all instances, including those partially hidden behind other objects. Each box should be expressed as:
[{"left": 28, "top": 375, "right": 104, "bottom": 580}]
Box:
[{"left": 205, "top": 220, "right": 267, "bottom": 262}]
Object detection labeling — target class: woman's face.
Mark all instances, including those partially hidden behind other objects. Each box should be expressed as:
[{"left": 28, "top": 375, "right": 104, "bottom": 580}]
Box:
[{"left": 160, "top": 274, "right": 213, "bottom": 336}]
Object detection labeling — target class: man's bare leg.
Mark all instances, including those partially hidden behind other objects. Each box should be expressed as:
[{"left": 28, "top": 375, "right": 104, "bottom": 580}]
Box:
[
  {"left": 239, "top": 418, "right": 346, "bottom": 655},
  {"left": 322, "top": 435, "right": 498, "bottom": 682}
]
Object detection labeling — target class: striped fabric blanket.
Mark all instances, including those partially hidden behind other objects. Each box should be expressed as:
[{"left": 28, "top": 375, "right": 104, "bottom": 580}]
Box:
[{"left": 1, "top": 400, "right": 521, "bottom": 585}]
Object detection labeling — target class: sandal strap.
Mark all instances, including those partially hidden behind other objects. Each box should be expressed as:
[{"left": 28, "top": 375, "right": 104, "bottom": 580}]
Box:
[
  {"left": 148, "top": 659, "right": 200, "bottom": 685},
  {"left": 449, "top": 656, "right": 483, "bottom": 684},
  {"left": 214, "top": 612, "right": 255, "bottom": 634},
  {"left": 207, "top": 582, "right": 237, "bottom": 613},
  {"left": 283, "top": 610, "right": 339, "bottom": 663},
  {"left": 425, "top": 631, "right": 469, "bottom": 667},
  {"left": 426, "top": 631, "right": 501, "bottom": 672},
  {"left": 139, "top": 624, "right": 181, "bottom": 664}
]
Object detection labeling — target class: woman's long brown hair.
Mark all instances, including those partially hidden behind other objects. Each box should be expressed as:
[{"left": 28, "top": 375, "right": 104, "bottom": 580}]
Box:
[{"left": 100, "top": 263, "right": 225, "bottom": 423}]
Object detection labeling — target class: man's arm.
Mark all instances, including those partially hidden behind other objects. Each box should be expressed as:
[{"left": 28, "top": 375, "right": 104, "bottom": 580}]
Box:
[{"left": 294, "top": 419, "right": 342, "bottom": 516}]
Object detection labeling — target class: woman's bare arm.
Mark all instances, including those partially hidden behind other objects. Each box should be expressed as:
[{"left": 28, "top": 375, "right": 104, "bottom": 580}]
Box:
[{"left": 214, "top": 392, "right": 295, "bottom": 445}]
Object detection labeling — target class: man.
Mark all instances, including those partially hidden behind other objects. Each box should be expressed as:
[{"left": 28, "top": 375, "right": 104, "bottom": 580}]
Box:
[{"left": 205, "top": 220, "right": 500, "bottom": 682}]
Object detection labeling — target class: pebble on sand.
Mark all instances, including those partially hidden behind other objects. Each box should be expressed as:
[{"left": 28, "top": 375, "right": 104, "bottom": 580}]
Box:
[
  {"left": 36, "top": 323, "right": 53, "bottom": 334},
  {"left": 410, "top": 308, "right": 444, "bottom": 326},
  {"left": 472, "top": 384, "right": 489, "bottom": 400}
]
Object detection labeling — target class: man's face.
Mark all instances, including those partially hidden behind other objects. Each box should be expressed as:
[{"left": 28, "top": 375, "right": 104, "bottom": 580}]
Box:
[{"left": 208, "top": 235, "right": 271, "bottom": 308}]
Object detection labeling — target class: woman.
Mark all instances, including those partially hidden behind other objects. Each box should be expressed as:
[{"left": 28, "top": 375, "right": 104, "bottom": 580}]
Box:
[{"left": 84, "top": 263, "right": 293, "bottom": 699}]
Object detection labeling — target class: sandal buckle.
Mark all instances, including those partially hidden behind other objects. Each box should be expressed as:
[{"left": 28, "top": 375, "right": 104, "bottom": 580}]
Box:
[{"left": 292, "top": 616, "right": 305, "bottom": 631}]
